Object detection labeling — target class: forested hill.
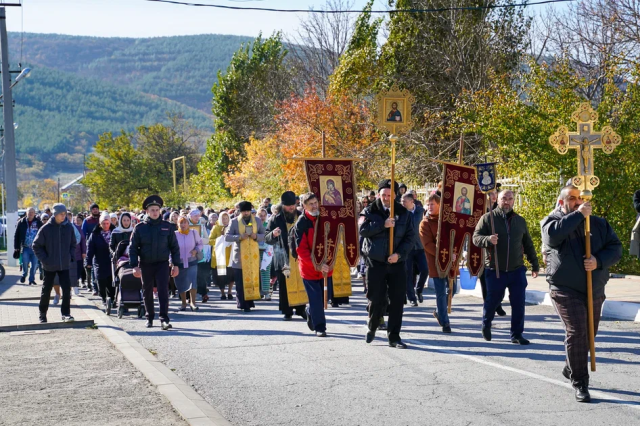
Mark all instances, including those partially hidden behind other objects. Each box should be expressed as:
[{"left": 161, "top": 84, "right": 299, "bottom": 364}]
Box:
[{"left": 7, "top": 33, "right": 253, "bottom": 180}]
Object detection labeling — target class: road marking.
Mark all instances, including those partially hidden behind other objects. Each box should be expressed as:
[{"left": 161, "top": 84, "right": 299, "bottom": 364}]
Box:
[{"left": 332, "top": 316, "right": 640, "bottom": 410}]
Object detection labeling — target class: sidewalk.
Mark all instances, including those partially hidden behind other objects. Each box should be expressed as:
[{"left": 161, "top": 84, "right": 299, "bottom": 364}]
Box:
[
  {"left": 0, "top": 265, "right": 94, "bottom": 332},
  {"left": 0, "top": 327, "right": 188, "bottom": 425},
  {"left": 0, "top": 262, "right": 230, "bottom": 426},
  {"left": 456, "top": 272, "right": 640, "bottom": 322}
]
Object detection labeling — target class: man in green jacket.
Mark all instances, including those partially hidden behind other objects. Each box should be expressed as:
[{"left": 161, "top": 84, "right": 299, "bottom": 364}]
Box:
[{"left": 473, "top": 190, "right": 539, "bottom": 345}]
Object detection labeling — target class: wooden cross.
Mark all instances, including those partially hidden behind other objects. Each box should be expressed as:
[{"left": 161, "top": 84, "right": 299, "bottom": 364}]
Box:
[
  {"left": 347, "top": 244, "right": 356, "bottom": 258},
  {"left": 440, "top": 248, "right": 448, "bottom": 264},
  {"left": 471, "top": 252, "right": 480, "bottom": 268},
  {"left": 549, "top": 103, "right": 621, "bottom": 193}
]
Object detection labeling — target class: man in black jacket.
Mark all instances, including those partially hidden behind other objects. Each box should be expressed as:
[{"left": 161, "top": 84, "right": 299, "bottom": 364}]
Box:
[
  {"left": 14, "top": 207, "right": 43, "bottom": 285},
  {"left": 473, "top": 190, "right": 539, "bottom": 345},
  {"left": 541, "top": 185, "right": 622, "bottom": 403},
  {"left": 33, "top": 203, "right": 76, "bottom": 323},
  {"left": 130, "top": 195, "right": 181, "bottom": 330},
  {"left": 265, "top": 191, "right": 307, "bottom": 321},
  {"left": 360, "top": 179, "right": 415, "bottom": 349}
]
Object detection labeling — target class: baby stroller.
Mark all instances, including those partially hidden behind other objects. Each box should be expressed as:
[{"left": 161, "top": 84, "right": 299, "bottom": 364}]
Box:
[{"left": 112, "top": 240, "right": 145, "bottom": 319}]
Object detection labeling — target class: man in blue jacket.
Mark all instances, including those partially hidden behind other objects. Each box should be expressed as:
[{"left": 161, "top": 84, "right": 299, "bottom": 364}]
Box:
[{"left": 541, "top": 185, "right": 622, "bottom": 403}]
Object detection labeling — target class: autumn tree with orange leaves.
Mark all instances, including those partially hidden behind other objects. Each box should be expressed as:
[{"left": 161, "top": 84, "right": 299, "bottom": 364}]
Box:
[{"left": 225, "top": 89, "right": 387, "bottom": 201}]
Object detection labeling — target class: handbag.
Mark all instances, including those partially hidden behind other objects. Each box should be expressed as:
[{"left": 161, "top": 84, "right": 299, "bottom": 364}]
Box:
[{"left": 192, "top": 230, "right": 205, "bottom": 261}]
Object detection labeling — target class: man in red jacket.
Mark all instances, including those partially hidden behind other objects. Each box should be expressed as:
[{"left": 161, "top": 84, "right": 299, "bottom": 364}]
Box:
[{"left": 290, "top": 192, "right": 332, "bottom": 337}]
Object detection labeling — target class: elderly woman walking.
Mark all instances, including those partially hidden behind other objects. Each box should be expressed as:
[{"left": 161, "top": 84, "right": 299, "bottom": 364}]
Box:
[
  {"left": 86, "top": 212, "right": 116, "bottom": 313},
  {"left": 175, "top": 216, "right": 203, "bottom": 311}
]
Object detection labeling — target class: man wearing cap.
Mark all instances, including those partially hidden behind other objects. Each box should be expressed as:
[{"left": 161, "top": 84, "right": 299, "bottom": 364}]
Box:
[
  {"left": 360, "top": 179, "right": 416, "bottom": 348},
  {"left": 265, "top": 191, "right": 307, "bottom": 321},
  {"left": 225, "top": 201, "right": 266, "bottom": 312},
  {"left": 129, "top": 195, "right": 181, "bottom": 330},
  {"left": 33, "top": 203, "right": 77, "bottom": 323}
]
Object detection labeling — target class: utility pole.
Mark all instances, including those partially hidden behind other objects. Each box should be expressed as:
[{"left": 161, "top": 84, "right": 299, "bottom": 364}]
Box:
[
  {"left": 1, "top": 7, "right": 18, "bottom": 266},
  {"left": 57, "top": 177, "right": 60, "bottom": 203}
]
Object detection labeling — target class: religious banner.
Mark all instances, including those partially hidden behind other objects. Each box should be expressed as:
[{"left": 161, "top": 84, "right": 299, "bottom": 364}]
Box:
[
  {"left": 304, "top": 159, "right": 360, "bottom": 269},
  {"left": 474, "top": 162, "right": 498, "bottom": 193},
  {"left": 436, "top": 162, "right": 485, "bottom": 278}
]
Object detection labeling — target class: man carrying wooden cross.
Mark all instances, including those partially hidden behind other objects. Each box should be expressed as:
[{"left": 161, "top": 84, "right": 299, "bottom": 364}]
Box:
[{"left": 541, "top": 185, "right": 621, "bottom": 403}]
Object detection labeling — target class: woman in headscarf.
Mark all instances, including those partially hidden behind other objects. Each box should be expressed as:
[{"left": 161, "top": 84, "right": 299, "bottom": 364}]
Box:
[
  {"left": 175, "top": 216, "right": 203, "bottom": 311},
  {"left": 110, "top": 212, "right": 133, "bottom": 257},
  {"left": 109, "top": 212, "right": 118, "bottom": 228},
  {"left": 188, "top": 209, "right": 210, "bottom": 303},
  {"left": 169, "top": 211, "right": 180, "bottom": 228},
  {"left": 209, "top": 211, "right": 233, "bottom": 300},
  {"left": 86, "top": 212, "right": 116, "bottom": 312},
  {"left": 206, "top": 212, "right": 218, "bottom": 232}
]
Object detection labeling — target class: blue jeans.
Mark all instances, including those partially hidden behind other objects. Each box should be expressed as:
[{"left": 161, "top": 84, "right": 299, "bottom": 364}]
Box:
[
  {"left": 432, "top": 277, "right": 451, "bottom": 326},
  {"left": 405, "top": 249, "right": 429, "bottom": 301},
  {"left": 21, "top": 247, "right": 38, "bottom": 283},
  {"left": 303, "top": 277, "right": 329, "bottom": 332},
  {"left": 483, "top": 267, "right": 528, "bottom": 338}
]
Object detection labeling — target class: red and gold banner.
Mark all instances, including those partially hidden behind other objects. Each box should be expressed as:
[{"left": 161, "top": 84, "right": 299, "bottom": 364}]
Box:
[
  {"left": 436, "top": 162, "right": 485, "bottom": 278},
  {"left": 304, "top": 159, "right": 359, "bottom": 268}
]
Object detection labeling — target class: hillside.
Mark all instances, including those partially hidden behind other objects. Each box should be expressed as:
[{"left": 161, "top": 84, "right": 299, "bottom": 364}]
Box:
[{"left": 7, "top": 33, "right": 254, "bottom": 180}]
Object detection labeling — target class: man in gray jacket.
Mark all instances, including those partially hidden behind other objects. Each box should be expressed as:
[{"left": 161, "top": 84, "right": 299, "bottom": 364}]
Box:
[
  {"left": 473, "top": 190, "right": 539, "bottom": 345},
  {"left": 33, "top": 203, "right": 77, "bottom": 323}
]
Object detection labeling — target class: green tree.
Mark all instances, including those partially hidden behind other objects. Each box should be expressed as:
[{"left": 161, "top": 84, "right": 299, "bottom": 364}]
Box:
[
  {"left": 84, "top": 131, "right": 151, "bottom": 208},
  {"left": 195, "top": 33, "right": 293, "bottom": 198}
]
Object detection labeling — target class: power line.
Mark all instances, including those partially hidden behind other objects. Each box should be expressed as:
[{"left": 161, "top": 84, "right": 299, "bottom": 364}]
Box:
[{"left": 143, "top": 0, "right": 574, "bottom": 13}]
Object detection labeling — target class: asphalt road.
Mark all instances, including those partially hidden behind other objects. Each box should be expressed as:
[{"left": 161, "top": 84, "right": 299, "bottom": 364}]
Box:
[{"left": 102, "top": 281, "right": 640, "bottom": 426}]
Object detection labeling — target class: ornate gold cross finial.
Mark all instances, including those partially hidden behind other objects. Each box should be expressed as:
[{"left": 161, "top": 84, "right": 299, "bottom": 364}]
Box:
[{"left": 549, "top": 103, "right": 622, "bottom": 198}]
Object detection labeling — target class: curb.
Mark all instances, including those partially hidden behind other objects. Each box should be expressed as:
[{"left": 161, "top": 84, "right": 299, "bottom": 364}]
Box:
[
  {"left": 0, "top": 319, "right": 94, "bottom": 333},
  {"left": 458, "top": 286, "right": 640, "bottom": 323},
  {"left": 74, "top": 295, "right": 232, "bottom": 426}
]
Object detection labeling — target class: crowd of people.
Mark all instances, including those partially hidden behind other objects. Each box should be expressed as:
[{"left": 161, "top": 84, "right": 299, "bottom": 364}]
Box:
[{"left": 13, "top": 181, "right": 633, "bottom": 403}]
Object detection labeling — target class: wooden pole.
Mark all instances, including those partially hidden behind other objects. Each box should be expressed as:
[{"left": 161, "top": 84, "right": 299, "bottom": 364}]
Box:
[
  {"left": 489, "top": 194, "right": 500, "bottom": 279},
  {"left": 448, "top": 133, "right": 465, "bottom": 312},
  {"left": 585, "top": 213, "right": 596, "bottom": 371},
  {"left": 322, "top": 131, "right": 328, "bottom": 310},
  {"left": 389, "top": 135, "right": 397, "bottom": 256}
]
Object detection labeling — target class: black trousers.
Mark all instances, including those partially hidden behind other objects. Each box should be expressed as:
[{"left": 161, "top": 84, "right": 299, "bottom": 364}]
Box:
[
  {"left": 98, "top": 277, "right": 115, "bottom": 303},
  {"left": 366, "top": 260, "right": 406, "bottom": 342},
  {"left": 276, "top": 270, "right": 305, "bottom": 317},
  {"left": 140, "top": 261, "right": 170, "bottom": 323},
  {"left": 40, "top": 269, "right": 71, "bottom": 317}
]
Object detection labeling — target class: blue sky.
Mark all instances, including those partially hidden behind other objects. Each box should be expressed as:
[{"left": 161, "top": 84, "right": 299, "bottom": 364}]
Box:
[{"left": 5, "top": 0, "right": 569, "bottom": 38}]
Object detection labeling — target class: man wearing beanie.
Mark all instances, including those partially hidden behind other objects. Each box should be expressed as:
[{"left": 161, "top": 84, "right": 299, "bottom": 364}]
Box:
[
  {"left": 265, "top": 191, "right": 307, "bottom": 321},
  {"left": 33, "top": 203, "right": 77, "bottom": 323},
  {"left": 360, "top": 179, "right": 416, "bottom": 348},
  {"left": 226, "top": 201, "right": 266, "bottom": 312}
]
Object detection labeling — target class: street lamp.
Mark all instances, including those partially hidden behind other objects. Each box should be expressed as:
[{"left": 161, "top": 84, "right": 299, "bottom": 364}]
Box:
[{"left": 0, "top": 67, "right": 30, "bottom": 100}]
